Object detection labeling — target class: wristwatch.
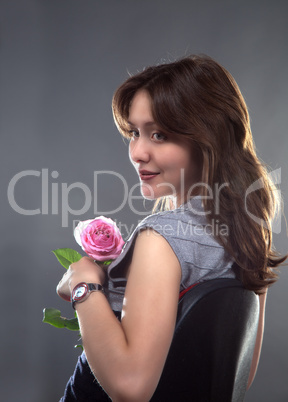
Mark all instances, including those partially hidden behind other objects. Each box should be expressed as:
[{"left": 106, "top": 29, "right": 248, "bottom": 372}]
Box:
[{"left": 71, "top": 282, "right": 104, "bottom": 309}]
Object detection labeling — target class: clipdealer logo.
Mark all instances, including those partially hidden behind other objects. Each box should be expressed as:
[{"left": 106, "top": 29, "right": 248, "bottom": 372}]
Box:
[
  {"left": 7, "top": 169, "right": 146, "bottom": 227},
  {"left": 7, "top": 167, "right": 283, "bottom": 233}
]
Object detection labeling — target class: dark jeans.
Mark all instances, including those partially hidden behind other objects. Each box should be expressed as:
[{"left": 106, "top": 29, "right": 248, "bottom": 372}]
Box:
[{"left": 59, "top": 311, "right": 121, "bottom": 401}]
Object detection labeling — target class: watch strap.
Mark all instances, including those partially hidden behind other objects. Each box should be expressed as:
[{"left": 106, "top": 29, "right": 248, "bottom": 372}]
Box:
[{"left": 87, "top": 283, "right": 104, "bottom": 292}]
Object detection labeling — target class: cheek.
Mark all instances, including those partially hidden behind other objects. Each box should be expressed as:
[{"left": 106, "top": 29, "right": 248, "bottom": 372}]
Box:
[
  {"left": 160, "top": 147, "right": 186, "bottom": 168},
  {"left": 168, "top": 150, "right": 191, "bottom": 171},
  {"left": 185, "top": 153, "right": 202, "bottom": 184},
  {"left": 171, "top": 148, "right": 201, "bottom": 182}
]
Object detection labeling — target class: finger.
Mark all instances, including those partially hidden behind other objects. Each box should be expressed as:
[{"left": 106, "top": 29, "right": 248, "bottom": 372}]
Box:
[
  {"left": 56, "top": 276, "right": 71, "bottom": 301},
  {"left": 56, "top": 285, "right": 71, "bottom": 301}
]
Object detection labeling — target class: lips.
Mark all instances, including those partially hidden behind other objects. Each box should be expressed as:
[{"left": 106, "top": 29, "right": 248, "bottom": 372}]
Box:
[{"left": 138, "top": 169, "right": 160, "bottom": 181}]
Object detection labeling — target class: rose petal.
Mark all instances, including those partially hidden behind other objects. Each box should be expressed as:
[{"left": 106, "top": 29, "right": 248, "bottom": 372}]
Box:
[{"left": 74, "top": 216, "right": 125, "bottom": 261}]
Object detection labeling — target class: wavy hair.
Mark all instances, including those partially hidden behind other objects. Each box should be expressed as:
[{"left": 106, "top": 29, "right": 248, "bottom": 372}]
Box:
[{"left": 112, "top": 55, "right": 286, "bottom": 294}]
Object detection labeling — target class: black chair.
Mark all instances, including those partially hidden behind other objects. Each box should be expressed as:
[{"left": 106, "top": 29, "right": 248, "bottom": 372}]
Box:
[{"left": 150, "top": 278, "right": 259, "bottom": 402}]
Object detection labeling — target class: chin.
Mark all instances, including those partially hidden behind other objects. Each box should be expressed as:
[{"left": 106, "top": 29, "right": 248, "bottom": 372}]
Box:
[
  {"left": 140, "top": 191, "right": 157, "bottom": 200},
  {"left": 140, "top": 187, "right": 170, "bottom": 201},
  {"left": 139, "top": 181, "right": 177, "bottom": 200}
]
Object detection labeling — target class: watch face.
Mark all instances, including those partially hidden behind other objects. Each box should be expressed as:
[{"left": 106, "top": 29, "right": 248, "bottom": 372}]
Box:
[
  {"left": 75, "top": 287, "right": 86, "bottom": 298},
  {"left": 72, "top": 283, "right": 88, "bottom": 301}
]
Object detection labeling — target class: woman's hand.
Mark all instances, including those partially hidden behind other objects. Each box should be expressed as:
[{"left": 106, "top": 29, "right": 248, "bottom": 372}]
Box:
[{"left": 56, "top": 256, "right": 106, "bottom": 302}]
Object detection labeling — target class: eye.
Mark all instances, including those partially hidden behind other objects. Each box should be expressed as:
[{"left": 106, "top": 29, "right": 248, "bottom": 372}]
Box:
[
  {"left": 128, "top": 129, "right": 140, "bottom": 138},
  {"left": 152, "top": 132, "right": 166, "bottom": 141}
]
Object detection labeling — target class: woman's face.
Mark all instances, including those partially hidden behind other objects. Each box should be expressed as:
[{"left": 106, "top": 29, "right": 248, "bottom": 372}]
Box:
[{"left": 128, "top": 90, "right": 202, "bottom": 205}]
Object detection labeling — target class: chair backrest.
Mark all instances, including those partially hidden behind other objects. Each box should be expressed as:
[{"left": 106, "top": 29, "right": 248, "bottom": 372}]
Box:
[{"left": 150, "top": 278, "right": 259, "bottom": 402}]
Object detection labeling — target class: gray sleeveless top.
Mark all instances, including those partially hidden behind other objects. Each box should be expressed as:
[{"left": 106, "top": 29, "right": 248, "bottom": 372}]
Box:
[{"left": 106, "top": 197, "right": 235, "bottom": 312}]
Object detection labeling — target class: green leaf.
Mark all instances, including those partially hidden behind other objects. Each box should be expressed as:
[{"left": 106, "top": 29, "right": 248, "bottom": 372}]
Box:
[
  {"left": 52, "top": 248, "right": 82, "bottom": 269},
  {"left": 102, "top": 259, "right": 113, "bottom": 266},
  {"left": 43, "top": 308, "right": 80, "bottom": 331}
]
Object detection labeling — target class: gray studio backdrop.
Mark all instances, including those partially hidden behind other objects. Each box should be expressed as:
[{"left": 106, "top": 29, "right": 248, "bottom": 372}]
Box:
[{"left": 1, "top": 1, "right": 287, "bottom": 401}]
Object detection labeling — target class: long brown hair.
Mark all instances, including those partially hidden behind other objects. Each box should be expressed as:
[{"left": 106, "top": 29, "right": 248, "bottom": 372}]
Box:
[{"left": 112, "top": 55, "right": 286, "bottom": 294}]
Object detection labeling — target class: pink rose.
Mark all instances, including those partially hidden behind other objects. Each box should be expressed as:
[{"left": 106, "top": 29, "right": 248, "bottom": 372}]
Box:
[{"left": 74, "top": 216, "right": 125, "bottom": 262}]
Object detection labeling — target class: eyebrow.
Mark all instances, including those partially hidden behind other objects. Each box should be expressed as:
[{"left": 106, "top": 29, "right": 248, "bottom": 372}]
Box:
[{"left": 127, "top": 120, "right": 158, "bottom": 127}]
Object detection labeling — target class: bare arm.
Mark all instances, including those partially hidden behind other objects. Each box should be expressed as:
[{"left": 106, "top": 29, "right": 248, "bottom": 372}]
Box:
[
  {"left": 57, "top": 229, "right": 181, "bottom": 401},
  {"left": 246, "top": 290, "right": 267, "bottom": 389}
]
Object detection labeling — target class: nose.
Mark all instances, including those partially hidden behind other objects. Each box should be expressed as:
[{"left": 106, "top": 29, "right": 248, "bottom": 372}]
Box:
[{"left": 129, "top": 137, "right": 150, "bottom": 164}]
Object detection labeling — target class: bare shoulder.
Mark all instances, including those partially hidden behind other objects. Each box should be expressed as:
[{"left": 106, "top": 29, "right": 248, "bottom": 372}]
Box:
[
  {"left": 123, "top": 227, "right": 181, "bottom": 325},
  {"left": 132, "top": 227, "right": 180, "bottom": 268}
]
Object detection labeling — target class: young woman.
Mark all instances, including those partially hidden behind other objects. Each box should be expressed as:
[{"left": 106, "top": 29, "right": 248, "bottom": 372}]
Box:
[{"left": 57, "top": 55, "right": 286, "bottom": 401}]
